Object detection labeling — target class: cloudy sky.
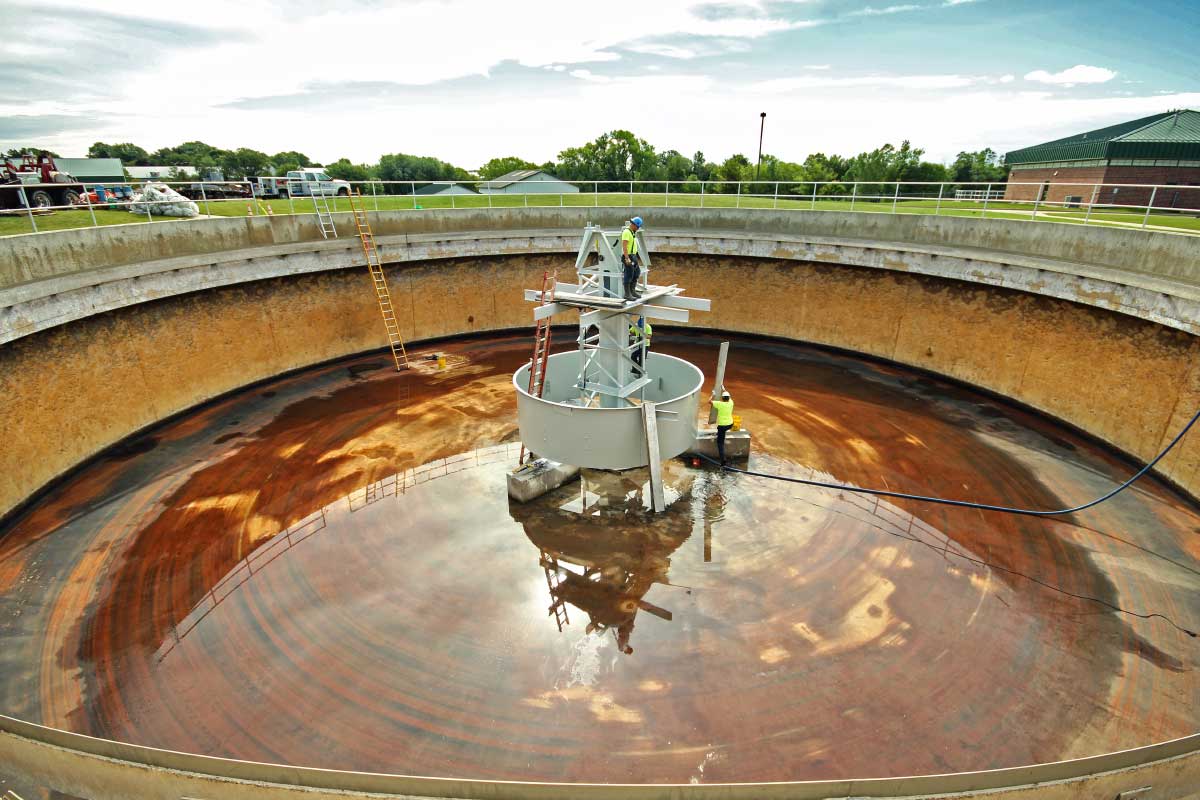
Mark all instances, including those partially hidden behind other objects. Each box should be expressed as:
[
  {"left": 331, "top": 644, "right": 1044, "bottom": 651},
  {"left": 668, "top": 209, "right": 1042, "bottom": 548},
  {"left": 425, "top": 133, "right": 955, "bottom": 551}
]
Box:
[{"left": 1, "top": 0, "right": 1197, "bottom": 169}]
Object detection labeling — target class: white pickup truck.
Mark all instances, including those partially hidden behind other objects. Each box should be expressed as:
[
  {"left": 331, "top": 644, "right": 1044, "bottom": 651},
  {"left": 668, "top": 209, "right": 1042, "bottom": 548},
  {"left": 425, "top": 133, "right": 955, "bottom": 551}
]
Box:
[{"left": 285, "top": 169, "right": 351, "bottom": 197}]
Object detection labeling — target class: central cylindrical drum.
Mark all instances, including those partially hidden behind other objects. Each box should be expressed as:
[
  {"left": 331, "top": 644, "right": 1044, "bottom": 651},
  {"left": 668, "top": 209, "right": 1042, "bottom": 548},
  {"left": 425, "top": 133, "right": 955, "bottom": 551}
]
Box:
[{"left": 514, "top": 351, "right": 703, "bottom": 469}]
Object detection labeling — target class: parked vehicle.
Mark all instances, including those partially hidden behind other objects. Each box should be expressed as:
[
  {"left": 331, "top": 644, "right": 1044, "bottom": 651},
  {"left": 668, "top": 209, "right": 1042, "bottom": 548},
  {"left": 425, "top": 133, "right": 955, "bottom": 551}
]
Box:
[
  {"left": 0, "top": 152, "right": 86, "bottom": 210},
  {"left": 178, "top": 182, "right": 250, "bottom": 201},
  {"left": 286, "top": 169, "right": 351, "bottom": 197},
  {"left": 251, "top": 176, "right": 291, "bottom": 198}
]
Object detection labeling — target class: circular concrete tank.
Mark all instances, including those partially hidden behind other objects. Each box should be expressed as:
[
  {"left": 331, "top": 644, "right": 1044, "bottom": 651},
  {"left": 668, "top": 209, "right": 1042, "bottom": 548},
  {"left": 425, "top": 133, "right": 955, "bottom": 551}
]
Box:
[{"left": 1, "top": 210, "right": 1199, "bottom": 798}]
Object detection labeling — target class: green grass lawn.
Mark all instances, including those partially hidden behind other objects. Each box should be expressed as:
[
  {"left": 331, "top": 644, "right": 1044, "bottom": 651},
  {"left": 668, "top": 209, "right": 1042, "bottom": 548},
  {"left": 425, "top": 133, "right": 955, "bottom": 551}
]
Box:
[{"left": 3, "top": 191, "right": 1197, "bottom": 237}]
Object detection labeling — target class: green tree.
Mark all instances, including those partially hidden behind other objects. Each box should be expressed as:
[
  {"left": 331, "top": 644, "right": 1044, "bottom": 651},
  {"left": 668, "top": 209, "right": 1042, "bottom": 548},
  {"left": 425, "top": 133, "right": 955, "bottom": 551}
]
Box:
[
  {"left": 270, "top": 150, "right": 313, "bottom": 174},
  {"left": 325, "top": 158, "right": 372, "bottom": 182},
  {"left": 689, "top": 151, "right": 714, "bottom": 182},
  {"left": 3, "top": 147, "right": 61, "bottom": 158},
  {"left": 714, "top": 154, "right": 751, "bottom": 192},
  {"left": 555, "top": 130, "right": 657, "bottom": 184},
  {"left": 950, "top": 148, "right": 1008, "bottom": 185},
  {"left": 220, "top": 147, "right": 270, "bottom": 180},
  {"left": 87, "top": 142, "right": 150, "bottom": 164},
  {"left": 480, "top": 156, "right": 538, "bottom": 180},
  {"left": 377, "top": 152, "right": 469, "bottom": 192}
]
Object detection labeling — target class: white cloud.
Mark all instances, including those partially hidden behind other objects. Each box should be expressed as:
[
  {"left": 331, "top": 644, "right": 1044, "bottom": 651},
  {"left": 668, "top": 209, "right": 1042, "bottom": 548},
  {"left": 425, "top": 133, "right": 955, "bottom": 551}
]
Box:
[
  {"left": 754, "top": 73, "right": 989, "bottom": 91},
  {"left": 804, "top": 64, "right": 832, "bottom": 70},
  {"left": 1024, "top": 65, "right": 1117, "bottom": 86},
  {"left": 848, "top": 4, "right": 924, "bottom": 16},
  {"left": 624, "top": 42, "right": 700, "bottom": 59},
  {"left": 943, "top": 0, "right": 980, "bottom": 5},
  {"left": 569, "top": 69, "right": 611, "bottom": 83}
]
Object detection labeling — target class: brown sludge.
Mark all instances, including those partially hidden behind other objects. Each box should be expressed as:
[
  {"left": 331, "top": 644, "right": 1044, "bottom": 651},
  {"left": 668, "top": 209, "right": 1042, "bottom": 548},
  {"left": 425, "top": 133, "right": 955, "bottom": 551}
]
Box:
[{"left": 0, "top": 332, "right": 1196, "bottom": 784}]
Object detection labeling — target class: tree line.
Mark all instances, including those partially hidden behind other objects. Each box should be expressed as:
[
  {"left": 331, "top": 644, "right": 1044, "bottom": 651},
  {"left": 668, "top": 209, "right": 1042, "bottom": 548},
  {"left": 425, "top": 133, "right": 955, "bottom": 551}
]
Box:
[{"left": 14, "top": 133, "right": 1009, "bottom": 193}]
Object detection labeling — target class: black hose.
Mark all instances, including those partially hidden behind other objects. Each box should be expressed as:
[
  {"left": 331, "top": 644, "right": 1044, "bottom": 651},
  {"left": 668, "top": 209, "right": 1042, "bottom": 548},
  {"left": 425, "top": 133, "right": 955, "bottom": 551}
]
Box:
[{"left": 696, "top": 405, "right": 1200, "bottom": 517}]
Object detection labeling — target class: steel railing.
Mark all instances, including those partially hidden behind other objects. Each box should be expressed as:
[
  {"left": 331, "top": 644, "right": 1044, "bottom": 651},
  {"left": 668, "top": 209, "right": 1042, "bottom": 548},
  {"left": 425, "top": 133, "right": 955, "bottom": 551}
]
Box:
[{"left": 2, "top": 178, "right": 1197, "bottom": 237}]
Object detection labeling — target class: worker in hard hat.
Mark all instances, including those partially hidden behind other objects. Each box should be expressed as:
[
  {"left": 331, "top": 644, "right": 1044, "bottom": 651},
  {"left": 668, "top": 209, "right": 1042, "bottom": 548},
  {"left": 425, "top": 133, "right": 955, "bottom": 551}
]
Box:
[
  {"left": 620, "top": 216, "right": 644, "bottom": 300},
  {"left": 711, "top": 391, "right": 734, "bottom": 465},
  {"left": 629, "top": 316, "right": 652, "bottom": 374}
]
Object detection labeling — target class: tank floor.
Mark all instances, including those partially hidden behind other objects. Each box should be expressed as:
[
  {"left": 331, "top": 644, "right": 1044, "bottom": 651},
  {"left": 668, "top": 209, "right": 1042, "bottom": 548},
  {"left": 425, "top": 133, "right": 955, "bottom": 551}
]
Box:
[{"left": 0, "top": 333, "right": 1196, "bottom": 784}]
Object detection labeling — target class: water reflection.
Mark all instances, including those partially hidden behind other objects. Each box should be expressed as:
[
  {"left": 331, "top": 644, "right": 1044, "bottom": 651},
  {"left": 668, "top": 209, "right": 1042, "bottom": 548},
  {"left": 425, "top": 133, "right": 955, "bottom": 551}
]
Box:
[{"left": 510, "top": 468, "right": 699, "bottom": 654}]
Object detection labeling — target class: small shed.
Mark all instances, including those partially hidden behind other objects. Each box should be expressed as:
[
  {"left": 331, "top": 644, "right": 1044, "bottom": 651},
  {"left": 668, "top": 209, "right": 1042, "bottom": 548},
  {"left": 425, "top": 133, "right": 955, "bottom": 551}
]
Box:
[
  {"left": 414, "top": 183, "right": 478, "bottom": 196},
  {"left": 54, "top": 158, "right": 125, "bottom": 184},
  {"left": 478, "top": 170, "right": 578, "bottom": 195}
]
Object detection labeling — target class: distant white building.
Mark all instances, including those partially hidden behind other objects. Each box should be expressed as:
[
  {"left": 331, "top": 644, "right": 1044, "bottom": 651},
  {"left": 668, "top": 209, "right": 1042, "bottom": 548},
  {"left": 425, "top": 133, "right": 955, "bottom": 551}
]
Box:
[
  {"left": 414, "top": 182, "right": 478, "bottom": 196},
  {"left": 478, "top": 169, "right": 578, "bottom": 194},
  {"left": 126, "top": 165, "right": 199, "bottom": 180}
]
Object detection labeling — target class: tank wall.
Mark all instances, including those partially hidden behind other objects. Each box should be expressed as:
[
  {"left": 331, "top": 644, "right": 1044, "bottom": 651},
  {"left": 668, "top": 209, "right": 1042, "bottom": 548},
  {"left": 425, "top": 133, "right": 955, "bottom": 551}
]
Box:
[{"left": 4, "top": 251, "right": 1200, "bottom": 522}]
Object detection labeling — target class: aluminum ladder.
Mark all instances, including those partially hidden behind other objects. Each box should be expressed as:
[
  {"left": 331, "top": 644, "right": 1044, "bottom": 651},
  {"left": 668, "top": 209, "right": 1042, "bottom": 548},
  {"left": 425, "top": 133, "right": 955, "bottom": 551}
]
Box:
[
  {"left": 519, "top": 270, "right": 557, "bottom": 463},
  {"left": 309, "top": 185, "right": 338, "bottom": 239},
  {"left": 349, "top": 190, "right": 409, "bottom": 371}
]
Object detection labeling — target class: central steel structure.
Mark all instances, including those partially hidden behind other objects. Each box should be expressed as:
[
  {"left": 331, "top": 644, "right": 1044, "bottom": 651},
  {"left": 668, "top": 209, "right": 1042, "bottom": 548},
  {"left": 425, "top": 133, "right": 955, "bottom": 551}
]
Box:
[{"left": 513, "top": 224, "right": 711, "bottom": 505}]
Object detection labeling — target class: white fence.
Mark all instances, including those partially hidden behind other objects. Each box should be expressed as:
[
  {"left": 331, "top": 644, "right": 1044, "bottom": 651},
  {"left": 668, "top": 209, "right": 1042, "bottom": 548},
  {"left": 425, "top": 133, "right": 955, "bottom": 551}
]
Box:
[{"left": 2, "top": 178, "right": 1197, "bottom": 236}]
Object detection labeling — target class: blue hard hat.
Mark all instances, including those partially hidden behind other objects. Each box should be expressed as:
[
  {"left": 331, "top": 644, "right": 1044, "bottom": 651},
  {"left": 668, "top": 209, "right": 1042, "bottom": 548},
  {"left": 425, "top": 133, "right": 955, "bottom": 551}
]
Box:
[{"left": 631, "top": 216, "right": 643, "bottom": 227}]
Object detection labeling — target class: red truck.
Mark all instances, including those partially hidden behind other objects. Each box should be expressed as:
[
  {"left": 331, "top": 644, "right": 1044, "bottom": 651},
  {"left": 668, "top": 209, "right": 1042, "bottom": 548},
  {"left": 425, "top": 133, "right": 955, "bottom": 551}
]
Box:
[{"left": 1, "top": 152, "right": 86, "bottom": 210}]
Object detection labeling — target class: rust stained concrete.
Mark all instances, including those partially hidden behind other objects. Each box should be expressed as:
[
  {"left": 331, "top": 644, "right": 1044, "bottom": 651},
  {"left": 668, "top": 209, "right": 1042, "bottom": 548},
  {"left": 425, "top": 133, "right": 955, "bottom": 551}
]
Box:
[{"left": 5, "top": 251, "right": 1200, "bottom": 527}]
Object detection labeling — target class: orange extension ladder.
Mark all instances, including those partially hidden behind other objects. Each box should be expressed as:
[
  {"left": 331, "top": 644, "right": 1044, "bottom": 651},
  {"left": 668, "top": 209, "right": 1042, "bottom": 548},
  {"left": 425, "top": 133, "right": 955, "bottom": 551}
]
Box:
[
  {"left": 519, "top": 270, "right": 557, "bottom": 464},
  {"left": 349, "top": 190, "right": 409, "bottom": 371}
]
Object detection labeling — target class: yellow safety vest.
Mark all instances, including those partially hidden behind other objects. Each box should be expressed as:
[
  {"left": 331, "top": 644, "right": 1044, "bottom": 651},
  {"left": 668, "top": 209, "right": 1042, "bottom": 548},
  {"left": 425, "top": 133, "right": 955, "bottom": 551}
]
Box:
[
  {"left": 621, "top": 227, "right": 639, "bottom": 255},
  {"left": 629, "top": 321, "right": 652, "bottom": 342},
  {"left": 712, "top": 398, "right": 734, "bottom": 426}
]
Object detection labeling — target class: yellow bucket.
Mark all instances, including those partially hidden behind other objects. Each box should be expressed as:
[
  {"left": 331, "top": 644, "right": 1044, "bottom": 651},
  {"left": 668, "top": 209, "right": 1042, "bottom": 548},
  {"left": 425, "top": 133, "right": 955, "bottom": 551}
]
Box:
[
  {"left": 436, "top": 354, "right": 447, "bottom": 370},
  {"left": 733, "top": 414, "right": 743, "bottom": 430}
]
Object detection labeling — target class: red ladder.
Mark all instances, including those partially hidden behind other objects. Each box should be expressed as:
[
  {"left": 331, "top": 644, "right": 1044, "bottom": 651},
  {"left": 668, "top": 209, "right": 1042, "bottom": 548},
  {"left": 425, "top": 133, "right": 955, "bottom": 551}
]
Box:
[{"left": 519, "top": 270, "right": 557, "bottom": 464}]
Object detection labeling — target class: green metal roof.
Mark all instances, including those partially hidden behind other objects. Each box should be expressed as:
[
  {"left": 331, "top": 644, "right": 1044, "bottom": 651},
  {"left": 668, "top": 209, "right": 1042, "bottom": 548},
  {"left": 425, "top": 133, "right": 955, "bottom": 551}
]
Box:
[{"left": 1005, "top": 110, "right": 1200, "bottom": 165}]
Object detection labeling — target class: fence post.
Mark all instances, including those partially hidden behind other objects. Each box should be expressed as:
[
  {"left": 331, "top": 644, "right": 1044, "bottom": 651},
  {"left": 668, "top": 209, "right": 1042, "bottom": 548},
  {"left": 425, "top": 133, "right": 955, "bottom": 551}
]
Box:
[
  {"left": 451, "top": 186, "right": 456, "bottom": 209},
  {"left": 145, "top": 184, "right": 153, "bottom": 222},
  {"left": 850, "top": 183, "right": 857, "bottom": 212},
  {"left": 629, "top": 180, "right": 633, "bottom": 207},
  {"left": 19, "top": 187, "right": 37, "bottom": 233},
  {"left": 411, "top": 181, "right": 417, "bottom": 208},
  {"left": 700, "top": 181, "right": 705, "bottom": 208},
  {"left": 1142, "top": 186, "right": 1158, "bottom": 229},
  {"left": 372, "top": 180, "right": 379, "bottom": 211},
  {"left": 665, "top": 180, "right": 670, "bottom": 208},
  {"left": 810, "top": 181, "right": 817, "bottom": 210},
  {"left": 246, "top": 181, "right": 254, "bottom": 215},
  {"left": 1030, "top": 184, "right": 1041, "bottom": 221},
  {"left": 736, "top": 182, "right": 741, "bottom": 209},
  {"left": 83, "top": 185, "right": 98, "bottom": 227},
  {"left": 935, "top": 183, "right": 944, "bottom": 216},
  {"left": 774, "top": 181, "right": 779, "bottom": 209},
  {"left": 286, "top": 183, "right": 295, "bottom": 214},
  {"left": 981, "top": 183, "right": 992, "bottom": 219},
  {"left": 892, "top": 182, "right": 900, "bottom": 214},
  {"left": 199, "top": 182, "right": 211, "bottom": 216},
  {"left": 1084, "top": 183, "right": 1101, "bottom": 225},
  {"left": 487, "top": 181, "right": 493, "bottom": 208}
]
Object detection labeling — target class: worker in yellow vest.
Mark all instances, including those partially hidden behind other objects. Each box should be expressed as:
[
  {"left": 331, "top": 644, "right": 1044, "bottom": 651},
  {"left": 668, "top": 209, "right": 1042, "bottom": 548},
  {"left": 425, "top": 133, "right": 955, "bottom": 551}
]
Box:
[
  {"left": 620, "top": 216, "right": 644, "bottom": 300},
  {"left": 629, "top": 316, "right": 652, "bottom": 374},
  {"left": 711, "top": 391, "right": 734, "bottom": 465}
]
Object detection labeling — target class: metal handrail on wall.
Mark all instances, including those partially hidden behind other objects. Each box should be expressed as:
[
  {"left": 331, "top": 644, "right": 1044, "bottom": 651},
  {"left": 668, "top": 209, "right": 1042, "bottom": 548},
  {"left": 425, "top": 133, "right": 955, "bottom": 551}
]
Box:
[{"left": 2, "top": 178, "right": 1197, "bottom": 236}]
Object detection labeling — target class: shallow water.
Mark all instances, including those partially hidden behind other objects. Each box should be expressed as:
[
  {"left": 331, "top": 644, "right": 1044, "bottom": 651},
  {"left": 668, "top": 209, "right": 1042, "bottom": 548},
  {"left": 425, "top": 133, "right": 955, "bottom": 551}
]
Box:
[{"left": 0, "top": 333, "right": 1197, "bottom": 783}]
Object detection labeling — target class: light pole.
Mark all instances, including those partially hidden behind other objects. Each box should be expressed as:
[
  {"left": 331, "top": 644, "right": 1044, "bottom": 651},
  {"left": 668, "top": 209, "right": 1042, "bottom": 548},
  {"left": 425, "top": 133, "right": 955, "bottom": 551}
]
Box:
[{"left": 755, "top": 112, "right": 767, "bottom": 182}]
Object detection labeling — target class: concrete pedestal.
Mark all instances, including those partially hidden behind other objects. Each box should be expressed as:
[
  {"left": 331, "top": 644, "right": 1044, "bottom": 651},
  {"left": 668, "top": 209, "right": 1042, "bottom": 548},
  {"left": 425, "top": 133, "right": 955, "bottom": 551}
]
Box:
[
  {"left": 688, "top": 427, "right": 752, "bottom": 461},
  {"left": 507, "top": 458, "right": 580, "bottom": 503}
]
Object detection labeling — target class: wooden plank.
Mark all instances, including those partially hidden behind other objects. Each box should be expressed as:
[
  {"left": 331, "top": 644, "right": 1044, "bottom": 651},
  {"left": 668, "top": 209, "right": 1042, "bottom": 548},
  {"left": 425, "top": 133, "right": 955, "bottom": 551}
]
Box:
[{"left": 642, "top": 402, "right": 666, "bottom": 512}]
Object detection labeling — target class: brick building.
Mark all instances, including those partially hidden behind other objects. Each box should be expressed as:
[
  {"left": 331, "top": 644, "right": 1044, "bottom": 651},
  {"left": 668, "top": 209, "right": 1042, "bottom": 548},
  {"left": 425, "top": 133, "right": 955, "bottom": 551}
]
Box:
[{"left": 1004, "top": 110, "right": 1200, "bottom": 210}]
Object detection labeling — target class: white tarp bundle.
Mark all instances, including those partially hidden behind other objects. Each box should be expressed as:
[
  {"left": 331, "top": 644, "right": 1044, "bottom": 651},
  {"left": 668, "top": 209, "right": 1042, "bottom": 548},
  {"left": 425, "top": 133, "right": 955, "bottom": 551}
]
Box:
[{"left": 129, "top": 182, "right": 199, "bottom": 218}]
